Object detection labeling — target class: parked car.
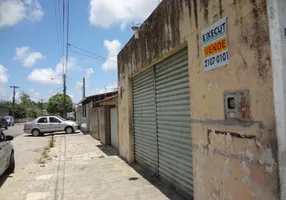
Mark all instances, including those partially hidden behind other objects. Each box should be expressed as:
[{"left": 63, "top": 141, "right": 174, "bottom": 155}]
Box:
[
  {"left": 0, "top": 116, "right": 8, "bottom": 130},
  {"left": 23, "top": 116, "right": 79, "bottom": 136},
  {"left": 5, "top": 116, "right": 14, "bottom": 126},
  {"left": 0, "top": 130, "right": 15, "bottom": 176}
]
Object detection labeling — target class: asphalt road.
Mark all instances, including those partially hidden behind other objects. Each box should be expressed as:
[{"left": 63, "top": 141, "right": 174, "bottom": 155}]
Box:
[{"left": 1, "top": 123, "right": 25, "bottom": 138}]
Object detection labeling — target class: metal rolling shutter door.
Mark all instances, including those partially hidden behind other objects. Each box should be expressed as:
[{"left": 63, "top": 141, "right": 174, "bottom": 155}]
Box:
[
  {"left": 133, "top": 68, "right": 158, "bottom": 173},
  {"left": 110, "top": 108, "right": 118, "bottom": 149},
  {"left": 155, "top": 49, "right": 193, "bottom": 197}
]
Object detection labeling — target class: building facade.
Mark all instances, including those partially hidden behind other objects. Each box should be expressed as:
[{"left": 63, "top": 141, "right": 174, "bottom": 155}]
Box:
[
  {"left": 90, "top": 94, "right": 118, "bottom": 148},
  {"left": 0, "top": 106, "right": 9, "bottom": 116},
  {"left": 117, "top": 0, "right": 285, "bottom": 199},
  {"left": 76, "top": 92, "right": 119, "bottom": 148}
]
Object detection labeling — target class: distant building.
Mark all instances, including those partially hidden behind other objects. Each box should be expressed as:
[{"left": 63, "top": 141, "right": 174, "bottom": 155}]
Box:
[
  {"left": 67, "top": 112, "right": 74, "bottom": 121},
  {"left": 0, "top": 105, "right": 9, "bottom": 116},
  {"left": 76, "top": 91, "right": 118, "bottom": 134}
]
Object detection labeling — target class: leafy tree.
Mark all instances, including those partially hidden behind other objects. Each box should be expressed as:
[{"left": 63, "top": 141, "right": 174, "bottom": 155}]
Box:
[
  {"left": 0, "top": 92, "right": 46, "bottom": 119},
  {"left": 47, "top": 94, "right": 73, "bottom": 116},
  {"left": 14, "top": 104, "right": 26, "bottom": 118},
  {"left": 19, "top": 92, "right": 32, "bottom": 107}
]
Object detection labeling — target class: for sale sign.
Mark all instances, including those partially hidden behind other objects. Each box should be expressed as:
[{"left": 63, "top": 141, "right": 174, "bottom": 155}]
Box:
[{"left": 202, "top": 17, "right": 229, "bottom": 71}]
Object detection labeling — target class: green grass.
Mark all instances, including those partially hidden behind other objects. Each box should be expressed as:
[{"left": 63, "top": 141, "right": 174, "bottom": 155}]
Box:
[
  {"left": 38, "top": 137, "right": 55, "bottom": 164},
  {"left": 48, "top": 138, "right": 55, "bottom": 148}
]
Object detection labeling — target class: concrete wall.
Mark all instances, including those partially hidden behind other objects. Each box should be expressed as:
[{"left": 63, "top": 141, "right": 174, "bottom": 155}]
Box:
[
  {"left": 268, "top": 0, "right": 286, "bottom": 199},
  {"left": 118, "top": 0, "right": 278, "bottom": 199}
]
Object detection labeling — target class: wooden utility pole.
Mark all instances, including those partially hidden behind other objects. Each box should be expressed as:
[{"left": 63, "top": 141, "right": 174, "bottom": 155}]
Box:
[
  {"left": 9, "top": 86, "right": 19, "bottom": 118},
  {"left": 83, "top": 77, "right": 85, "bottom": 99},
  {"left": 63, "top": 74, "right": 67, "bottom": 118}
]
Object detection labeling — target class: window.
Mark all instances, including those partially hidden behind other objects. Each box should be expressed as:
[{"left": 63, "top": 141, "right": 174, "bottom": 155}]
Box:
[
  {"left": 49, "top": 117, "right": 61, "bottom": 123},
  {"left": 57, "top": 116, "right": 66, "bottom": 121},
  {"left": 37, "top": 117, "right": 48, "bottom": 123}
]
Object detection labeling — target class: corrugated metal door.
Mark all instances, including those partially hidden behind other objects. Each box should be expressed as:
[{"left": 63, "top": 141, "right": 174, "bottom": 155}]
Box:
[
  {"left": 133, "top": 68, "right": 158, "bottom": 173},
  {"left": 155, "top": 49, "right": 193, "bottom": 197},
  {"left": 110, "top": 107, "right": 118, "bottom": 149},
  {"left": 94, "top": 108, "right": 100, "bottom": 140},
  {"left": 99, "top": 107, "right": 105, "bottom": 143},
  {"left": 90, "top": 108, "right": 99, "bottom": 140}
]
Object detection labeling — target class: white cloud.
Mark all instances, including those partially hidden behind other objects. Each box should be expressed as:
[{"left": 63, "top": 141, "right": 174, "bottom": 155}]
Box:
[
  {"left": 28, "top": 68, "right": 60, "bottom": 84},
  {"left": 0, "top": 65, "right": 8, "bottom": 97},
  {"left": 14, "top": 46, "right": 45, "bottom": 67},
  {"left": 28, "top": 57, "right": 79, "bottom": 85},
  {"left": 56, "top": 57, "right": 79, "bottom": 74},
  {"left": 8, "top": 92, "right": 21, "bottom": 103},
  {"left": 95, "top": 83, "right": 118, "bottom": 94},
  {"left": 0, "top": 0, "right": 44, "bottom": 28},
  {"left": 28, "top": 88, "right": 40, "bottom": 101},
  {"left": 102, "top": 40, "right": 121, "bottom": 71},
  {"left": 89, "top": 0, "right": 158, "bottom": 29},
  {"left": 0, "top": 65, "right": 8, "bottom": 85},
  {"left": 86, "top": 68, "right": 94, "bottom": 77}
]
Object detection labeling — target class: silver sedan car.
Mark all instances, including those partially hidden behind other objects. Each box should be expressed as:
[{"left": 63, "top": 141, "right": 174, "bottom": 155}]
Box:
[
  {"left": 24, "top": 116, "right": 79, "bottom": 136},
  {"left": 0, "top": 130, "right": 14, "bottom": 176}
]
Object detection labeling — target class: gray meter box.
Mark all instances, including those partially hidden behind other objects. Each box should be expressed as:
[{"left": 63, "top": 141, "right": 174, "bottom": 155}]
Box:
[{"left": 224, "top": 90, "right": 250, "bottom": 120}]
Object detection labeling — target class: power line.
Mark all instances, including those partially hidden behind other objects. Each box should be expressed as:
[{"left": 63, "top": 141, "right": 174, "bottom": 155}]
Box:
[
  {"left": 69, "top": 49, "right": 110, "bottom": 62},
  {"left": 58, "top": 0, "right": 63, "bottom": 55},
  {"left": 68, "top": 43, "right": 117, "bottom": 63},
  {"left": 62, "top": 0, "right": 65, "bottom": 68},
  {"left": 53, "top": 0, "right": 62, "bottom": 59},
  {"left": 65, "top": 0, "right": 70, "bottom": 75},
  {"left": 64, "top": 0, "right": 70, "bottom": 118}
]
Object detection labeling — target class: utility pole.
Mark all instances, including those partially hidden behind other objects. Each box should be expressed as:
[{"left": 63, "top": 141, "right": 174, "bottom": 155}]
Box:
[
  {"left": 82, "top": 77, "right": 85, "bottom": 99},
  {"left": 40, "top": 99, "right": 44, "bottom": 115},
  {"left": 10, "top": 86, "right": 19, "bottom": 118},
  {"left": 63, "top": 0, "right": 70, "bottom": 119},
  {"left": 63, "top": 74, "right": 66, "bottom": 118}
]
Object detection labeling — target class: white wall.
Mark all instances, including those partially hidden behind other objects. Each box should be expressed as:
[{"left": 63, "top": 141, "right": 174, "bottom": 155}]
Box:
[
  {"left": 76, "top": 102, "right": 93, "bottom": 132},
  {"left": 268, "top": 0, "right": 286, "bottom": 199}
]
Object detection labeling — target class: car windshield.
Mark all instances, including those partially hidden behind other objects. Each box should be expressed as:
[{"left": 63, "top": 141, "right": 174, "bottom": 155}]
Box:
[
  {"left": 5, "top": 116, "right": 9, "bottom": 119},
  {"left": 57, "top": 116, "right": 66, "bottom": 121}
]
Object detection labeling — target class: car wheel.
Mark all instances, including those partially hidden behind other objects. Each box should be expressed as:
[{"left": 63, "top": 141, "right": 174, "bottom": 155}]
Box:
[
  {"left": 32, "top": 129, "right": 40, "bottom": 136},
  {"left": 65, "top": 126, "right": 74, "bottom": 134},
  {"left": 6, "top": 152, "right": 15, "bottom": 174},
  {"left": 12, "top": 123, "right": 14, "bottom": 126},
  {"left": 5, "top": 125, "right": 8, "bottom": 130}
]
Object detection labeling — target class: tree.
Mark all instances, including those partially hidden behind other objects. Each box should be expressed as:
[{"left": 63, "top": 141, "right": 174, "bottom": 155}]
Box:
[
  {"left": 47, "top": 94, "right": 73, "bottom": 116},
  {"left": 14, "top": 104, "right": 26, "bottom": 118},
  {"left": 19, "top": 92, "right": 32, "bottom": 107},
  {"left": 0, "top": 92, "right": 43, "bottom": 119}
]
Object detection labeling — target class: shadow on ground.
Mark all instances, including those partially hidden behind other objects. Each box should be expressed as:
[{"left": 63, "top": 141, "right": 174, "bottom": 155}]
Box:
[
  {"left": 0, "top": 174, "right": 13, "bottom": 188},
  {"left": 129, "top": 163, "right": 188, "bottom": 200},
  {"left": 96, "top": 144, "right": 119, "bottom": 156},
  {"left": 94, "top": 140, "right": 187, "bottom": 200},
  {"left": 23, "top": 131, "right": 81, "bottom": 138}
]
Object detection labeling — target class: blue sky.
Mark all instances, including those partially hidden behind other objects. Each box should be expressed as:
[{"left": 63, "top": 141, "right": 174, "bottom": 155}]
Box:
[{"left": 0, "top": 0, "right": 159, "bottom": 103}]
